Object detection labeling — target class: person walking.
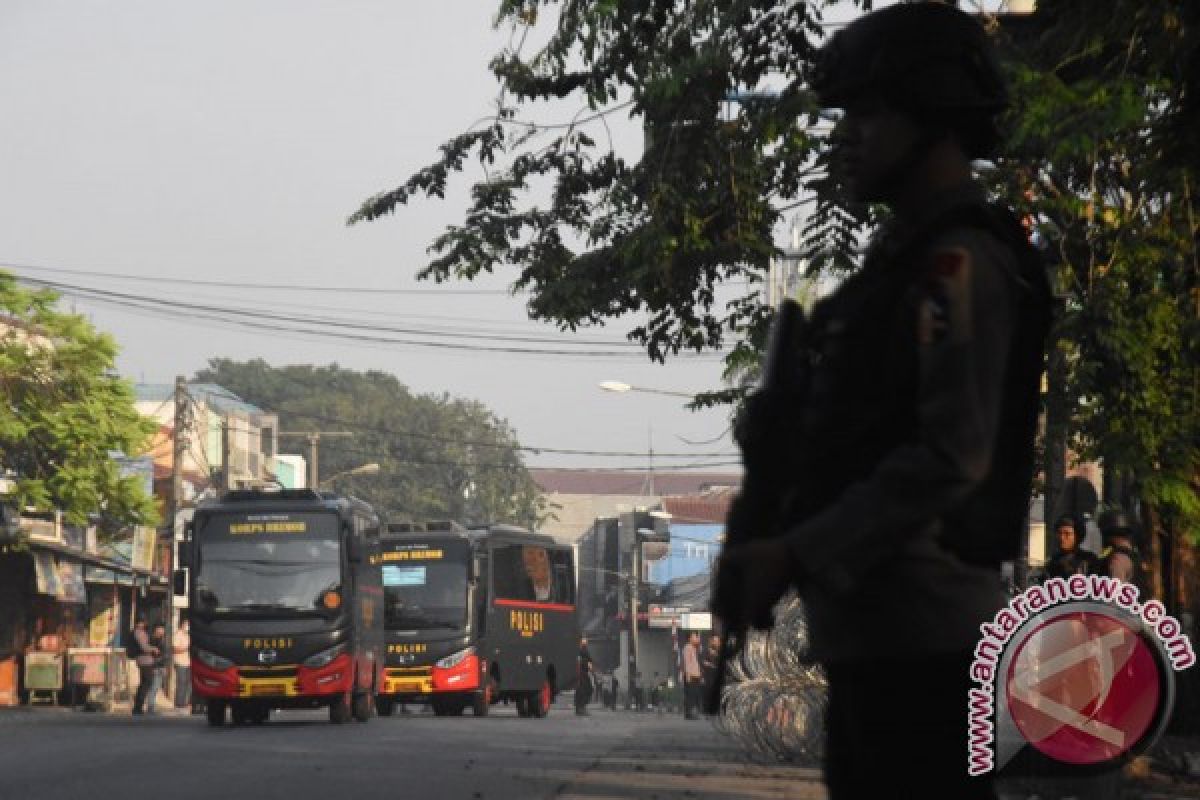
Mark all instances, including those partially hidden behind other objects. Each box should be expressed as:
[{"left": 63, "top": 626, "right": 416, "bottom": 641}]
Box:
[
  {"left": 681, "top": 632, "right": 703, "bottom": 720},
  {"left": 130, "top": 619, "right": 160, "bottom": 716},
  {"left": 173, "top": 617, "right": 191, "bottom": 711},
  {"left": 1044, "top": 515, "right": 1099, "bottom": 579},
  {"left": 714, "top": 4, "right": 1052, "bottom": 798},
  {"left": 147, "top": 623, "right": 167, "bottom": 714},
  {"left": 574, "top": 637, "right": 594, "bottom": 716}
]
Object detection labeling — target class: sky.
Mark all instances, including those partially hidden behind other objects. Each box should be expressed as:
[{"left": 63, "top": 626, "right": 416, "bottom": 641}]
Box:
[{"left": 0, "top": 1, "right": 831, "bottom": 473}]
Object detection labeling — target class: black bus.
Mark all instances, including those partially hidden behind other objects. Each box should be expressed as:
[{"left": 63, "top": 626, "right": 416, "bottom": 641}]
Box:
[
  {"left": 178, "top": 489, "right": 384, "bottom": 726},
  {"left": 375, "top": 522, "right": 578, "bottom": 717}
]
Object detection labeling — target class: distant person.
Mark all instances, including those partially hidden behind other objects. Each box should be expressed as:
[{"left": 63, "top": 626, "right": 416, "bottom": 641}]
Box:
[
  {"left": 1098, "top": 509, "right": 1144, "bottom": 590},
  {"left": 575, "top": 637, "right": 593, "bottom": 716},
  {"left": 700, "top": 634, "right": 720, "bottom": 713},
  {"left": 1044, "top": 515, "right": 1099, "bottom": 579},
  {"left": 681, "top": 632, "right": 703, "bottom": 720},
  {"left": 130, "top": 619, "right": 159, "bottom": 716},
  {"left": 173, "top": 618, "right": 191, "bottom": 710},
  {"left": 148, "top": 623, "right": 167, "bottom": 714}
]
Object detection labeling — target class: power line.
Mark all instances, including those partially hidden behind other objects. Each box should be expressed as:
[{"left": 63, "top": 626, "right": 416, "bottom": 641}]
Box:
[
  {"left": 20, "top": 275, "right": 724, "bottom": 360},
  {"left": 3, "top": 261, "right": 513, "bottom": 295}
]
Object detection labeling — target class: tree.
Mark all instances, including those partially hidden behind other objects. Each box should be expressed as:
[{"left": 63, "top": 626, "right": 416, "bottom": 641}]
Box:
[
  {"left": 992, "top": 0, "right": 1198, "bottom": 630},
  {"left": 349, "top": 0, "right": 866, "bottom": 405},
  {"left": 194, "top": 359, "right": 545, "bottom": 528},
  {"left": 350, "top": 2, "right": 1197, "bottom": 548},
  {"left": 0, "top": 272, "right": 159, "bottom": 527}
]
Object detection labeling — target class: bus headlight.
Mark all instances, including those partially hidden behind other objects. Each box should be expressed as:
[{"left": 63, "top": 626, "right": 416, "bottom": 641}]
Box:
[
  {"left": 435, "top": 647, "right": 474, "bottom": 670},
  {"left": 194, "top": 648, "right": 234, "bottom": 671},
  {"left": 303, "top": 643, "right": 347, "bottom": 669}
]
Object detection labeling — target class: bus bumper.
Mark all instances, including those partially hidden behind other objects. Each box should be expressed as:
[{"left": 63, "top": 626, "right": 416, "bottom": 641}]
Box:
[{"left": 192, "top": 654, "right": 354, "bottom": 700}]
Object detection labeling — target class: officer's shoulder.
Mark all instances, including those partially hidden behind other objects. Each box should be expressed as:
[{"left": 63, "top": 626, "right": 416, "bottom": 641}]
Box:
[{"left": 920, "top": 224, "right": 1020, "bottom": 295}]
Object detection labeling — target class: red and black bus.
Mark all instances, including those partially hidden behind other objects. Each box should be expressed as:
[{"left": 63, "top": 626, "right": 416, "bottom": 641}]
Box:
[
  {"left": 375, "top": 522, "right": 578, "bottom": 717},
  {"left": 178, "top": 489, "right": 384, "bottom": 726}
]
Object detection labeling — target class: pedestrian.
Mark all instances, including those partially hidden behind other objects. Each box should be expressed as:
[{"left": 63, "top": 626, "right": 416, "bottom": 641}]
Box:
[
  {"left": 681, "top": 632, "right": 703, "bottom": 720},
  {"left": 574, "top": 636, "right": 593, "bottom": 716},
  {"left": 700, "top": 634, "right": 720, "bottom": 714},
  {"left": 1044, "top": 515, "right": 1099, "bottom": 579},
  {"left": 713, "top": 4, "right": 1051, "bottom": 798},
  {"left": 608, "top": 673, "right": 618, "bottom": 710},
  {"left": 1097, "top": 508, "right": 1145, "bottom": 589},
  {"left": 147, "top": 623, "right": 167, "bottom": 714},
  {"left": 173, "top": 617, "right": 191, "bottom": 710},
  {"left": 130, "top": 619, "right": 160, "bottom": 716}
]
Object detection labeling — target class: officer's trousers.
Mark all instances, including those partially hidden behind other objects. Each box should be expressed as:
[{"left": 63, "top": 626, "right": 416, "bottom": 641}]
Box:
[{"left": 823, "top": 649, "right": 997, "bottom": 800}]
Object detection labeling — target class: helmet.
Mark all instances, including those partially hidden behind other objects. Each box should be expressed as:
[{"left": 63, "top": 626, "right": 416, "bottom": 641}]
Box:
[
  {"left": 811, "top": 3, "right": 1008, "bottom": 118},
  {"left": 1098, "top": 509, "right": 1136, "bottom": 538},
  {"left": 1053, "top": 514, "right": 1078, "bottom": 534}
]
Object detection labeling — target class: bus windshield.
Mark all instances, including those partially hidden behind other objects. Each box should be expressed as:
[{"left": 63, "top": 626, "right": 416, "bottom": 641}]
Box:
[
  {"left": 194, "top": 512, "right": 341, "bottom": 616},
  {"left": 381, "top": 542, "right": 468, "bottom": 631}
]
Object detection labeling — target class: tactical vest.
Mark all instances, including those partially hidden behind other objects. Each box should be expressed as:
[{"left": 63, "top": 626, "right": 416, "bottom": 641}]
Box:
[{"left": 792, "top": 200, "right": 1052, "bottom": 568}]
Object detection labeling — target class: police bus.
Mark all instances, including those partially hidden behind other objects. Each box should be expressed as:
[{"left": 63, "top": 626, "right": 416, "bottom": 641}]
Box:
[
  {"left": 375, "top": 522, "right": 578, "bottom": 717},
  {"left": 177, "top": 489, "right": 384, "bottom": 726}
]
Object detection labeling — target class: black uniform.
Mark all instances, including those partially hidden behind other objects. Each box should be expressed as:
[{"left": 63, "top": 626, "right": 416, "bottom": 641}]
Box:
[
  {"left": 1045, "top": 546, "right": 1100, "bottom": 579},
  {"left": 776, "top": 184, "right": 1050, "bottom": 798}
]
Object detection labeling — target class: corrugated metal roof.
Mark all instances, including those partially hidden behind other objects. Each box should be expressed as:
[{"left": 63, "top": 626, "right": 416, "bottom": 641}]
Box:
[{"left": 135, "top": 382, "right": 266, "bottom": 415}]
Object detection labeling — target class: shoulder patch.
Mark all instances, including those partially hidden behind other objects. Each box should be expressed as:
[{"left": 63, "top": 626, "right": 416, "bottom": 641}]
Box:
[{"left": 917, "top": 247, "right": 973, "bottom": 346}]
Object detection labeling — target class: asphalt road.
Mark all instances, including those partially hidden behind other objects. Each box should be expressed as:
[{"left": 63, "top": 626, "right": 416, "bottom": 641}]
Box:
[{"left": 0, "top": 700, "right": 824, "bottom": 800}]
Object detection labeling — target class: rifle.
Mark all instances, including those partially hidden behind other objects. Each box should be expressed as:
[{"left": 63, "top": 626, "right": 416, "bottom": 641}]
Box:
[{"left": 705, "top": 298, "right": 808, "bottom": 715}]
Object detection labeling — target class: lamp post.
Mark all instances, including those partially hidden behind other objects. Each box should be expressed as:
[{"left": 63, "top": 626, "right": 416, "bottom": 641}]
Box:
[
  {"left": 598, "top": 380, "right": 694, "bottom": 399},
  {"left": 318, "top": 462, "right": 380, "bottom": 489}
]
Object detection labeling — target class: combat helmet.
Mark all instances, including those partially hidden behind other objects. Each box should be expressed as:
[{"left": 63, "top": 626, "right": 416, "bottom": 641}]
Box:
[
  {"left": 1098, "top": 508, "right": 1136, "bottom": 539},
  {"left": 811, "top": 2, "right": 1008, "bottom": 153}
]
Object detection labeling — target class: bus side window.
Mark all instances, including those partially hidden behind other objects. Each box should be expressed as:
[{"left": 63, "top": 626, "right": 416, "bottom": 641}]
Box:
[
  {"left": 475, "top": 555, "right": 488, "bottom": 635},
  {"left": 550, "top": 550, "right": 574, "bottom": 605}
]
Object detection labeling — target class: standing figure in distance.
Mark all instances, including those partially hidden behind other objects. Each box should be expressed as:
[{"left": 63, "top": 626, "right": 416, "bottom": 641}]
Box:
[
  {"left": 575, "top": 636, "right": 594, "bottom": 716},
  {"left": 1044, "top": 515, "right": 1099, "bottom": 579},
  {"left": 714, "top": 4, "right": 1052, "bottom": 799}
]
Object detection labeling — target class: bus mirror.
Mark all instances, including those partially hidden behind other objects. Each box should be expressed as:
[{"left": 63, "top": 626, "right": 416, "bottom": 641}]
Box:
[
  {"left": 173, "top": 569, "right": 187, "bottom": 596},
  {"left": 346, "top": 536, "right": 363, "bottom": 563},
  {"left": 176, "top": 546, "right": 190, "bottom": 570}
]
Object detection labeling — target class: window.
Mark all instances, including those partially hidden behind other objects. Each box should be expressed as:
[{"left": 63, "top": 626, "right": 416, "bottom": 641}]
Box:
[{"left": 492, "top": 544, "right": 574, "bottom": 605}]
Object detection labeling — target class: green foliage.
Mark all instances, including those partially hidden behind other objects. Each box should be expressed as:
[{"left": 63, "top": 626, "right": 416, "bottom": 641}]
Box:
[
  {"left": 991, "top": 0, "right": 1199, "bottom": 544},
  {"left": 350, "top": 0, "right": 867, "bottom": 367},
  {"left": 0, "top": 272, "right": 159, "bottom": 527},
  {"left": 194, "top": 360, "right": 545, "bottom": 529},
  {"left": 351, "top": 0, "right": 1197, "bottom": 541}
]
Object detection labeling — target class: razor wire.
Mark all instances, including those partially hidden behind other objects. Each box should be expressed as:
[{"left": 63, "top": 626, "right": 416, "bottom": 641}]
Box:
[{"left": 714, "top": 593, "right": 828, "bottom": 763}]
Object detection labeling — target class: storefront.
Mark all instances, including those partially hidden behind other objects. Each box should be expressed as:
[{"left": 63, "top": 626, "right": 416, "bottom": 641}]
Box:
[{"left": 0, "top": 513, "right": 165, "bottom": 709}]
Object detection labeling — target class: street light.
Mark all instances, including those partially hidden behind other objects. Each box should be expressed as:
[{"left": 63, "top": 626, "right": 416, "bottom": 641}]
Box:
[
  {"left": 319, "top": 462, "right": 380, "bottom": 488},
  {"left": 598, "top": 380, "right": 694, "bottom": 399}
]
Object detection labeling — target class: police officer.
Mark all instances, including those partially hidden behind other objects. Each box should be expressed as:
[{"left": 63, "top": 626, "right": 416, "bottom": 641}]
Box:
[
  {"left": 1044, "top": 514, "right": 1100, "bottom": 578},
  {"left": 714, "top": 4, "right": 1052, "bottom": 799},
  {"left": 1097, "top": 508, "right": 1143, "bottom": 588}
]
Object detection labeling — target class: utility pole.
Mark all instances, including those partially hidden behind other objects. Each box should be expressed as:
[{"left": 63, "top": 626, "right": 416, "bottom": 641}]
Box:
[
  {"left": 164, "top": 375, "right": 187, "bottom": 702},
  {"left": 220, "top": 419, "right": 231, "bottom": 491},
  {"left": 278, "top": 431, "right": 354, "bottom": 489},
  {"left": 629, "top": 538, "right": 640, "bottom": 710}
]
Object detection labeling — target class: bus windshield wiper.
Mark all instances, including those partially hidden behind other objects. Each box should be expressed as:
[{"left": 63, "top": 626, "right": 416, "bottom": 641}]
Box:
[{"left": 220, "top": 603, "right": 321, "bottom": 617}]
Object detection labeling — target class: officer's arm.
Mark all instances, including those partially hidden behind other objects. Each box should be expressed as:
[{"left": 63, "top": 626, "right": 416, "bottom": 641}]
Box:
[{"left": 781, "top": 233, "right": 1016, "bottom": 589}]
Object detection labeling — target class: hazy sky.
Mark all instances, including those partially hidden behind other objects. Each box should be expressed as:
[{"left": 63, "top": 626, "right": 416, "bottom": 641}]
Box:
[{"left": 0, "top": 1, "right": 802, "bottom": 473}]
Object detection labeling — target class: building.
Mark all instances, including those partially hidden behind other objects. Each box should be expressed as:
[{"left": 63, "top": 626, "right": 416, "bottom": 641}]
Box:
[{"left": 135, "top": 382, "right": 279, "bottom": 501}]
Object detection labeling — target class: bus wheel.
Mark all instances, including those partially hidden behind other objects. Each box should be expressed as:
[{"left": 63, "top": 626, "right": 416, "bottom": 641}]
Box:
[
  {"left": 352, "top": 691, "right": 372, "bottom": 723},
  {"left": 533, "top": 681, "right": 552, "bottom": 718},
  {"left": 206, "top": 700, "right": 227, "bottom": 727},
  {"left": 251, "top": 705, "right": 270, "bottom": 724},
  {"left": 329, "top": 693, "right": 353, "bottom": 724},
  {"left": 375, "top": 697, "right": 395, "bottom": 717},
  {"left": 471, "top": 686, "right": 490, "bottom": 717},
  {"left": 232, "top": 703, "right": 252, "bottom": 726},
  {"left": 515, "top": 694, "right": 530, "bottom": 717},
  {"left": 431, "top": 696, "right": 450, "bottom": 716}
]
